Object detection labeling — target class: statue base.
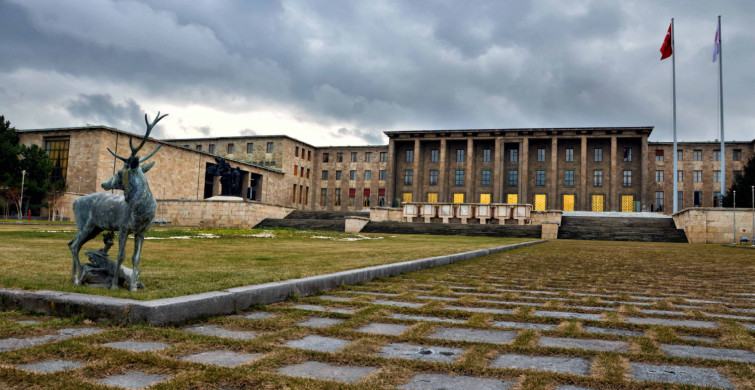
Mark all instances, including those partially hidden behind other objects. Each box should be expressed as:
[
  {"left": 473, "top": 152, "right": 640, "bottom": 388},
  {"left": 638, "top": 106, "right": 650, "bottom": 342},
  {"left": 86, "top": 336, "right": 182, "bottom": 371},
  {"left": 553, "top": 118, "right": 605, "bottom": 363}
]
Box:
[{"left": 79, "top": 232, "right": 146, "bottom": 290}]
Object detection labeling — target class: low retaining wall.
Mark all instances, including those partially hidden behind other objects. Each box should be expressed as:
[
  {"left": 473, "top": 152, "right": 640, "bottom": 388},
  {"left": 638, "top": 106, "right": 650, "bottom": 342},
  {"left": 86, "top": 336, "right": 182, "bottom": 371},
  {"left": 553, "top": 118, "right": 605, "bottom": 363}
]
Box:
[
  {"left": 158, "top": 199, "right": 294, "bottom": 228},
  {"left": 370, "top": 207, "right": 403, "bottom": 222},
  {"left": 673, "top": 208, "right": 755, "bottom": 244},
  {"left": 0, "top": 240, "right": 545, "bottom": 325}
]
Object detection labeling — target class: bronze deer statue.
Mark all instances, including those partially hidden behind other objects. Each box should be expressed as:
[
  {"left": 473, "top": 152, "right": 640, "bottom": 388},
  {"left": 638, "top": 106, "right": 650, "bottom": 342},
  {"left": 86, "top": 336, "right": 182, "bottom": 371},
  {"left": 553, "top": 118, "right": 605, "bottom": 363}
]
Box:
[{"left": 68, "top": 112, "right": 167, "bottom": 291}]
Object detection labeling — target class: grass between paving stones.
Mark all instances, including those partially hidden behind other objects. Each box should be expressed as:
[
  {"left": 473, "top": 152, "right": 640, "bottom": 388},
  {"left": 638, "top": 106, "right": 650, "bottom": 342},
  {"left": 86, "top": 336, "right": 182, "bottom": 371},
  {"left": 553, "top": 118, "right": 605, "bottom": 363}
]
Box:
[
  {"left": 0, "top": 225, "right": 528, "bottom": 300},
  {"left": 1, "top": 240, "right": 754, "bottom": 389}
]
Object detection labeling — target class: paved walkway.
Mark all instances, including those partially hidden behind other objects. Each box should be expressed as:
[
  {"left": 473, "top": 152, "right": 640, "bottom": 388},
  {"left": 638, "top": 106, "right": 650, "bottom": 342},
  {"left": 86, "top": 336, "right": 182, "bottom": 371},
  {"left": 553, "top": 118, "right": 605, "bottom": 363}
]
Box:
[{"left": 1, "top": 243, "right": 752, "bottom": 389}]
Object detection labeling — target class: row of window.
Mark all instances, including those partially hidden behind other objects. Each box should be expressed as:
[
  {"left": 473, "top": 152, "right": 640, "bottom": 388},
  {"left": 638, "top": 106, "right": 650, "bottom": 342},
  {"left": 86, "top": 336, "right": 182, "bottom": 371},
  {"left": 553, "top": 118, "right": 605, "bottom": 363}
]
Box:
[
  {"left": 323, "top": 170, "right": 387, "bottom": 181},
  {"left": 653, "top": 190, "right": 725, "bottom": 211},
  {"left": 291, "top": 184, "right": 309, "bottom": 205},
  {"left": 399, "top": 169, "right": 624, "bottom": 188},
  {"left": 293, "top": 146, "right": 312, "bottom": 161},
  {"left": 403, "top": 147, "right": 640, "bottom": 163},
  {"left": 293, "top": 165, "right": 310, "bottom": 179},
  {"left": 323, "top": 151, "right": 387, "bottom": 163},
  {"left": 654, "top": 169, "right": 743, "bottom": 183},
  {"left": 655, "top": 149, "right": 743, "bottom": 162},
  {"left": 321, "top": 188, "right": 387, "bottom": 207},
  {"left": 189, "top": 142, "right": 277, "bottom": 155}
]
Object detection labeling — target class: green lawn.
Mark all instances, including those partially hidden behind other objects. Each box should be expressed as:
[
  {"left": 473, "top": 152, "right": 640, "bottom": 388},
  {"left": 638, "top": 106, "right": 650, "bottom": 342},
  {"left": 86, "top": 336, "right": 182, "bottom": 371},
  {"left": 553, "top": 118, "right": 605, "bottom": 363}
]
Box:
[{"left": 0, "top": 225, "right": 529, "bottom": 300}]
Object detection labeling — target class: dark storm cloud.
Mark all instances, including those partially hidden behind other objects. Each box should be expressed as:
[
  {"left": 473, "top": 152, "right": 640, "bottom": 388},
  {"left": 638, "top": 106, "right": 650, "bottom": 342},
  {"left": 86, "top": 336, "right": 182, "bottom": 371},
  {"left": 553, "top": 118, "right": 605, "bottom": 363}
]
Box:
[
  {"left": 2, "top": 0, "right": 754, "bottom": 143},
  {"left": 66, "top": 94, "right": 156, "bottom": 136}
]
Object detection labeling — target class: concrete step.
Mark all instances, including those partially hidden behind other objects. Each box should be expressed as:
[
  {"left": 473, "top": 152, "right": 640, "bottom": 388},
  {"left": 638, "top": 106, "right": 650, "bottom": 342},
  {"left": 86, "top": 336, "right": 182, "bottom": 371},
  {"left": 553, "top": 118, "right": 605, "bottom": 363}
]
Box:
[
  {"left": 284, "top": 210, "right": 368, "bottom": 220},
  {"left": 361, "top": 221, "right": 541, "bottom": 238},
  {"left": 557, "top": 216, "right": 687, "bottom": 243},
  {"left": 254, "top": 218, "right": 345, "bottom": 231}
]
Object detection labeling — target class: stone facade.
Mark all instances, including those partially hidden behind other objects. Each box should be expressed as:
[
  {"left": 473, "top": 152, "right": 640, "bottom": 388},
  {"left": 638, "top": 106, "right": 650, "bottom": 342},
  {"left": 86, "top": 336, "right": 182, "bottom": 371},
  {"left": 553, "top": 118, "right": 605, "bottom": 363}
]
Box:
[
  {"left": 311, "top": 146, "right": 389, "bottom": 211},
  {"left": 673, "top": 208, "right": 755, "bottom": 243}
]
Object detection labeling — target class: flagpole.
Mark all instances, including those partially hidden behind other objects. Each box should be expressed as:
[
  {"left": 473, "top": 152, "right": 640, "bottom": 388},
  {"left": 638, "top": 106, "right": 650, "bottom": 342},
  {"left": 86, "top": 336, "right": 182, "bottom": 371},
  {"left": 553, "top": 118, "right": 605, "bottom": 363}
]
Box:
[
  {"left": 718, "top": 15, "right": 725, "bottom": 207},
  {"left": 672, "top": 18, "right": 678, "bottom": 213}
]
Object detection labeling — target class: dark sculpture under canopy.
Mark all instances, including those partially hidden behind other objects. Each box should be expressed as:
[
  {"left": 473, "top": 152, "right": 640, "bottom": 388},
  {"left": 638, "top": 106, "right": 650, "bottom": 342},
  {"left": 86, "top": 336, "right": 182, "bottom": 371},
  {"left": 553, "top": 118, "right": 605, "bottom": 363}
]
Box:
[
  {"left": 68, "top": 112, "right": 167, "bottom": 291},
  {"left": 211, "top": 157, "right": 242, "bottom": 197}
]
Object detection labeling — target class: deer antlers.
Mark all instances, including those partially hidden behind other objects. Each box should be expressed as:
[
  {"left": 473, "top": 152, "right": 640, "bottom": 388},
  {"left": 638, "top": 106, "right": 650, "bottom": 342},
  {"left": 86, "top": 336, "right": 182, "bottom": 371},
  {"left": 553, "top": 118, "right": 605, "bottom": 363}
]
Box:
[{"left": 108, "top": 112, "right": 168, "bottom": 164}]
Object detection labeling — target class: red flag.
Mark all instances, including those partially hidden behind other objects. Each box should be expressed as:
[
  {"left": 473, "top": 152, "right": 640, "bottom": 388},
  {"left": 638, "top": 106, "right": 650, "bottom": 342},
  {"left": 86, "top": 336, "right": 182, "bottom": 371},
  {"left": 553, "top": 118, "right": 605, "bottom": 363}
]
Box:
[{"left": 660, "top": 23, "right": 673, "bottom": 60}]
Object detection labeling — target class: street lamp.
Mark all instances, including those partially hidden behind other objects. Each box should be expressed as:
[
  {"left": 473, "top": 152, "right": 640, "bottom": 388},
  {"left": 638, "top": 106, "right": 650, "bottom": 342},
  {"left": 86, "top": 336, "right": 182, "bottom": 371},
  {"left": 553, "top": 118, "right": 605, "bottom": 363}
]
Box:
[
  {"left": 78, "top": 176, "right": 82, "bottom": 194},
  {"left": 18, "top": 170, "right": 26, "bottom": 221},
  {"left": 732, "top": 190, "right": 736, "bottom": 244}
]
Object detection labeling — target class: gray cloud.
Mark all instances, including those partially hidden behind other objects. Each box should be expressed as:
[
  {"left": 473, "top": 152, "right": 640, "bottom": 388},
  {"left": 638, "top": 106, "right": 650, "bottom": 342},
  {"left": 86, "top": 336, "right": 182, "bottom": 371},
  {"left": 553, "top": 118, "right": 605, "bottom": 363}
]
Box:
[
  {"left": 240, "top": 128, "right": 257, "bottom": 136},
  {"left": 66, "top": 94, "right": 160, "bottom": 136},
  {"left": 333, "top": 127, "right": 386, "bottom": 145}
]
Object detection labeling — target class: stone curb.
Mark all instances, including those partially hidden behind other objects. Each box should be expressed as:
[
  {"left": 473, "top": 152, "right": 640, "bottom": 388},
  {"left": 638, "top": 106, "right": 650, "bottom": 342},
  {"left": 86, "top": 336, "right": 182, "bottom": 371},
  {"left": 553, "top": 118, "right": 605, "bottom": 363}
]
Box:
[{"left": 0, "top": 240, "right": 546, "bottom": 326}]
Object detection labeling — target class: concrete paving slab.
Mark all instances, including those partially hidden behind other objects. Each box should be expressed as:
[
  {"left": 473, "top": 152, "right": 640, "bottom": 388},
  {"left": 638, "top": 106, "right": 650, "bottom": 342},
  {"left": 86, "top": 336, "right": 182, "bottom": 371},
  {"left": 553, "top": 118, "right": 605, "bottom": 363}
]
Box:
[
  {"left": 416, "top": 295, "right": 458, "bottom": 301},
  {"left": 16, "top": 320, "right": 40, "bottom": 325},
  {"left": 184, "top": 324, "right": 257, "bottom": 340},
  {"left": 0, "top": 335, "right": 61, "bottom": 352},
  {"left": 316, "top": 295, "right": 352, "bottom": 302},
  {"left": 679, "top": 335, "right": 717, "bottom": 343},
  {"left": 624, "top": 317, "right": 717, "bottom": 328},
  {"left": 180, "top": 350, "right": 261, "bottom": 367},
  {"left": 17, "top": 359, "right": 84, "bottom": 373},
  {"left": 660, "top": 344, "right": 755, "bottom": 362},
  {"left": 103, "top": 341, "right": 170, "bottom": 352},
  {"left": 297, "top": 317, "right": 345, "bottom": 328},
  {"left": 641, "top": 309, "right": 686, "bottom": 316},
  {"left": 356, "top": 323, "right": 410, "bottom": 335},
  {"left": 686, "top": 298, "right": 722, "bottom": 304},
  {"left": 482, "top": 300, "right": 542, "bottom": 307},
  {"left": 533, "top": 311, "right": 602, "bottom": 321},
  {"left": 291, "top": 304, "right": 355, "bottom": 314},
  {"left": 568, "top": 306, "right": 615, "bottom": 312},
  {"left": 705, "top": 313, "right": 755, "bottom": 321},
  {"left": 389, "top": 314, "right": 466, "bottom": 324},
  {"left": 285, "top": 335, "right": 350, "bottom": 353},
  {"left": 443, "top": 306, "right": 514, "bottom": 315},
  {"left": 99, "top": 370, "right": 170, "bottom": 389},
  {"left": 428, "top": 327, "right": 516, "bottom": 344},
  {"left": 372, "top": 299, "right": 424, "bottom": 308},
  {"left": 582, "top": 326, "right": 642, "bottom": 337},
  {"left": 379, "top": 343, "right": 463, "bottom": 363},
  {"left": 741, "top": 323, "right": 755, "bottom": 331},
  {"left": 58, "top": 327, "right": 103, "bottom": 337},
  {"left": 555, "top": 386, "right": 595, "bottom": 390},
  {"left": 538, "top": 337, "right": 628, "bottom": 352},
  {"left": 277, "top": 361, "right": 377, "bottom": 383},
  {"left": 631, "top": 363, "right": 733, "bottom": 389},
  {"left": 234, "top": 312, "right": 277, "bottom": 320},
  {"left": 397, "top": 373, "right": 514, "bottom": 389},
  {"left": 490, "top": 353, "right": 591, "bottom": 375},
  {"left": 492, "top": 321, "right": 557, "bottom": 331}
]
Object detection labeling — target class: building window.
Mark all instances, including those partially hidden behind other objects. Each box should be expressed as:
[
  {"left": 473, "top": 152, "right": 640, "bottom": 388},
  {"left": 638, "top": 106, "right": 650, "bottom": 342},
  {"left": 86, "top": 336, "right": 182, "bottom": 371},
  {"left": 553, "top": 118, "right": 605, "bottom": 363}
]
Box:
[
  {"left": 293, "top": 166, "right": 298, "bottom": 176},
  {"left": 693, "top": 170, "right": 702, "bottom": 182},
  {"left": 712, "top": 150, "right": 720, "bottom": 161},
  {"left": 508, "top": 170, "right": 518, "bottom": 186},
  {"left": 271, "top": 161, "right": 276, "bottom": 166},
  {"left": 693, "top": 191, "right": 702, "bottom": 207},
  {"left": 378, "top": 189, "right": 386, "bottom": 206},
  {"left": 454, "top": 170, "right": 464, "bottom": 186},
  {"left": 323, "top": 153, "right": 329, "bottom": 162},
  {"left": 266, "top": 142, "right": 274, "bottom": 153},
  {"left": 595, "top": 148, "right": 603, "bottom": 162},
  {"left": 623, "top": 147, "right": 632, "bottom": 162},
  {"left": 365, "top": 152, "right": 372, "bottom": 162},
  {"left": 322, "top": 170, "right": 329, "bottom": 180},
  {"left": 481, "top": 170, "right": 491, "bottom": 186},
  {"left": 456, "top": 149, "right": 464, "bottom": 162},
  {"left": 677, "top": 170, "right": 683, "bottom": 182},
  {"left": 713, "top": 170, "right": 721, "bottom": 183},
  {"left": 379, "top": 170, "right": 387, "bottom": 181},
  {"left": 623, "top": 170, "right": 632, "bottom": 187},
  {"left": 655, "top": 191, "right": 664, "bottom": 212},
  {"left": 733, "top": 149, "right": 742, "bottom": 161},
  {"left": 337, "top": 152, "right": 343, "bottom": 162},
  {"left": 713, "top": 192, "right": 723, "bottom": 207},
  {"left": 306, "top": 168, "right": 310, "bottom": 179},
  {"left": 453, "top": 193, "right": 465, "bottom": 204},
  {"left": 335, "top": 188, "right": 342, "bottom": 206},
  {"left": 196, "top": 145, "right": 202, "bottom": 151},
  {"left": 183, "top": 145, "right": 189, "bottom": 148},
  {"left": 655, "top": 150, "right": 664, "bottom": 161},
  {"left": 45, "top": 137, "right": 70, "bottom": 183},
  {"left": 594, "top": 170, "right": 603, "bottom": 187},
  {"left": 405, "top": 170, "right": 413, "bottom": 185},
  {"left": 308, "top": 150, "right": 311, "bottom": 161},
  {"left": 227, "top": 144, "right": 234, "bottom": 154},
  {"left": 677, "top": 150, "right": 683, "bottom": 161},
  {"left": 364, "top": 170, "right": 372, "bottom": 180},
  {"left": 336, "top": 170, "right": 343, "bottom": 180},
  {"left": 244, "top": 143, "right": 252, "bottom": 153},
  {"left": 656, "top": 170, "right": 664, "bottom": 182},
  {"left": 380, "top": 152, "right": 388, "bottom": 162},
  {"left": 320, "top": 188, "right": 327, "bottom": 206},
  {"left": 678, "top": 191, "right": 683, "bottom": 209},
  {"left": 482, "top": 149, "right": 491, "bottom": 162},
  {"left": 295, "top": 146, "right": 299, "bottom": 157},
  {"left": 429, "top": 170, "right": 438, "bottom": 185},
  {"left": 537, "top": 148, "right": 546, "bottom": 162},
  {"left": 349, "top": 188, "right": 356, "bottom": 206},
  {"left": 406, "top": 150, "right": 414, "bottom": 163},
  {"left": 509, "top": 149, "right": 518, "bottom": 162},
  {"left": 564, "top": 170, "right": 574, "bottom": 187},
  {"left": 431, "top": 149, "right": 439, "bottom": 162},
  {"left": 349, "top": 170, "right": 357, "bottom": 181},
  {"left": 536, "top": 170, "right": 546, "bottom": 186},
  {"left": 363, "top": 189, "right": 371, "bottom": 207},
  {"left": 565, "top": 148, "right": 574, "bottom": 162},
  {"left": 693, "top": 149, "right": 702, "bottom": 161},
  {"left": 351, "top": 152, "right": 358, "bottom": 162}
]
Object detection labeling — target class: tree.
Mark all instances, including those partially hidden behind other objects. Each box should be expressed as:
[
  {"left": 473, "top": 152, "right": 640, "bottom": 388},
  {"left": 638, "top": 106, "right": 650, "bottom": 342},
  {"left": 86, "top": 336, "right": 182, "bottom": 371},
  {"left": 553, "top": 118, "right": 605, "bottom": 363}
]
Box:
[
  {"left": 46, "top": 180, "right": 68, "bottom": 220},
  {"left": 722, "top": 155, "right": 755, "bottom": 208},
  {"left": 0, "top": 115, "right": 20, "bottom": 188}
]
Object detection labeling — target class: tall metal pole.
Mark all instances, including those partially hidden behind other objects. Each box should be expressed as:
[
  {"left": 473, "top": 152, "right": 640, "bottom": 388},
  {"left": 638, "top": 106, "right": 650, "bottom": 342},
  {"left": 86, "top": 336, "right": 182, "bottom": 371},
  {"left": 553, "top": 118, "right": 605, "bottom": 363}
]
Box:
[
  {"left": 751, "top": 186, "right": 754, "bottom": 245},
  {"left": 19, "top": 170, "right": 26, "bottom": 221},
  {"left": 672, "top": 19, "right": 679, "bottom": 213},
  {"left": 733, "top": 190, "right": 736, "bottom": 244},
  {"left": 78, "top": 176, "right": 82, "bottom": 194},
  {"left": 718, "top": 16, "right": 726, "bottom": 207}
]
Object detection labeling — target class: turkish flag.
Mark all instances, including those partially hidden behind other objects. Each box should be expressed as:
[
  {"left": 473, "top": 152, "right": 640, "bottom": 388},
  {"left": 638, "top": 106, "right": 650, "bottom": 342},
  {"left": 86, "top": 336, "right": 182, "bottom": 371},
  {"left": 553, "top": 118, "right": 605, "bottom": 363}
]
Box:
[{"left": 660, "top": 23, "right": 673, "bottom": 60}]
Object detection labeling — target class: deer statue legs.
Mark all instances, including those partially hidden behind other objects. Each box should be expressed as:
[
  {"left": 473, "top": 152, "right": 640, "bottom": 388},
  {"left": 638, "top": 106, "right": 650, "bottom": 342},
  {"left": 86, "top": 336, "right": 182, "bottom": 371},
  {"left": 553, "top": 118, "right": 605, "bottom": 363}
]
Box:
[
  {"left": 112, "top": 230, "right": 129, "bottom": 290},
  {"left": 130, "top": 234, "right": 145, "bottom": 292}
]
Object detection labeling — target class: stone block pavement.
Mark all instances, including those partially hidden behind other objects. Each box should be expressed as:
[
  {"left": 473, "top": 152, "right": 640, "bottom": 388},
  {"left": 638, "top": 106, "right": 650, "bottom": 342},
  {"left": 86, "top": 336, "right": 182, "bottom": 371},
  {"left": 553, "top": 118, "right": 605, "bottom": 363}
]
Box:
[{"left": 1, "top": 245, "right": 753, "bottom": 389}]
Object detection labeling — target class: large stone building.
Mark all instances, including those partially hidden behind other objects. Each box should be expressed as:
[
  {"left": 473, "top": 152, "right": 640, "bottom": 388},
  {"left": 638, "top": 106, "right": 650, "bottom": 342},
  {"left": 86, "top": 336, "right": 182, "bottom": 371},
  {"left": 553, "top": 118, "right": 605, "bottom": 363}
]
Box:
[{"left": 17, "top": 125, "right": 754, "bottom": 216}]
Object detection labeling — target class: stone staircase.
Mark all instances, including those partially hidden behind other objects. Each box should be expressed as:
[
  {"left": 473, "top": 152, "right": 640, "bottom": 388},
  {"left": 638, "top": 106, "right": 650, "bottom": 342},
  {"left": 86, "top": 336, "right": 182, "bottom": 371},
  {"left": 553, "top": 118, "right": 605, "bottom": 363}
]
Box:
[
  {"left": 254, "top": 210, "right": 368, "bottom": 231},
  {"left": 361, "top": 221, "right": 541, "bottom": 238},
  {"left": 557, "top": 216, "right": 688, "bottom": 243}
]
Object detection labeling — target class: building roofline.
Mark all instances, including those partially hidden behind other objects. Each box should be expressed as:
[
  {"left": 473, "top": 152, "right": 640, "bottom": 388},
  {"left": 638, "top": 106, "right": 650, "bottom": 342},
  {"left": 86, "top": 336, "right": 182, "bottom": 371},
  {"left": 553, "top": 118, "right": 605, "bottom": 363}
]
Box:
[
  {"left": 383, "top": 126, "right": 654, "bottom": 136},
  {"left": 648, "top": 139, "right": 755, "bottom": 145},
  {"left": 162, "top": 134, "right": 317, "bottom": 149},
  {"left": 317, "top": 144, "right": 389, "bottom": 149}
]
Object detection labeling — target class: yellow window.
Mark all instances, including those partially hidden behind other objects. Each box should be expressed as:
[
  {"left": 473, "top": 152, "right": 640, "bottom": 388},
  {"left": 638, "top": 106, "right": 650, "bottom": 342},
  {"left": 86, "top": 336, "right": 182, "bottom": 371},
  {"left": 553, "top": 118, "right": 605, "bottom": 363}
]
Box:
[
  {"left": 621, "top": 195, "right": 634, "bottom": 212},
  {"left": 563, "top": 194, "right": 575, "bottom": 211},
  {"left": 591, "top": 195, "right": 604, "bottom": 212},
  {"left": 534, "top": 194, "right": 547, "bottom": 211},
  {"left": 506, "top": 194, "right": 518, "bottom": 204},
  {"left": 427, "top": 193, "right": 438, "bottom": 203},
  {"left": 402, "top": 192, "right": 413, "bottom": 203},
  {"left": 453, "top": 193, "right": 465, "bottom": 204},
  {"left": 479, "top": 193, "right": 491, "bottom": 204}
]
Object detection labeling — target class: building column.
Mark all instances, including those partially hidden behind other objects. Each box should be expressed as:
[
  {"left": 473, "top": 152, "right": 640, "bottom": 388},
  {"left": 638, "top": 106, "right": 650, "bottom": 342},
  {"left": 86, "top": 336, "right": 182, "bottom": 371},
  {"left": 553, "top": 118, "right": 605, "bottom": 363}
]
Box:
[
  {"left": 494, "top": 137, "right": 502, "bottom": 203},
  {"left": 550, "top": 137, "right": 558, "bottom": 209},
  {"left": 413, "top": 139, "right": 422, "bottom": 202},
  {"left": 439, "top": 139, "right": 447, "bottom": 202},
  {"left": 580, "top": 136, "right": 587, "bottom": 210},
  {"left": 610, "top": 136, "right": 618, "bottom": 211},
  {"left": 641, "top": 135, "right": 648, "bottom": 211},
  {"left": 466, "top": 138, "right": 474, "bottom": 203},
  {"left": 386, "top": 138, "right": 396, "bottom": 207},
  {"left": 520, "top": 138, "right": 529, "bottom": 204}
]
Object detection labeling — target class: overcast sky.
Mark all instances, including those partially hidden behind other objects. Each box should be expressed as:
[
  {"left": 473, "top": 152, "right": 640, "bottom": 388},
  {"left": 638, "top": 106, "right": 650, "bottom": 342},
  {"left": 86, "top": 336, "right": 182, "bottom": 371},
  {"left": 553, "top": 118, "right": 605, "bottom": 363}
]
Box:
[{"left": 2, "top": 0, "right": 753, "bottom": 146}]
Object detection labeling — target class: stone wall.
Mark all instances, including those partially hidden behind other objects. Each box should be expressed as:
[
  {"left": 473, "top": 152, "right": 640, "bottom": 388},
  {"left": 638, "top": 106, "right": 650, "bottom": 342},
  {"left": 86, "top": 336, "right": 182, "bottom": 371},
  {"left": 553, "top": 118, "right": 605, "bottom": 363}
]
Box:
[
  {"left": 369, "top": 207, "right": 403, "bottom": 222},
  {"left": 158, "top": 199, "right": 295, "bottom": 228},
  {"left": 673, "top": 207, "right": 755, "bottom": 244},
  {"left": 530, "top": 210, "right": 563, "bottom": 225}
]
